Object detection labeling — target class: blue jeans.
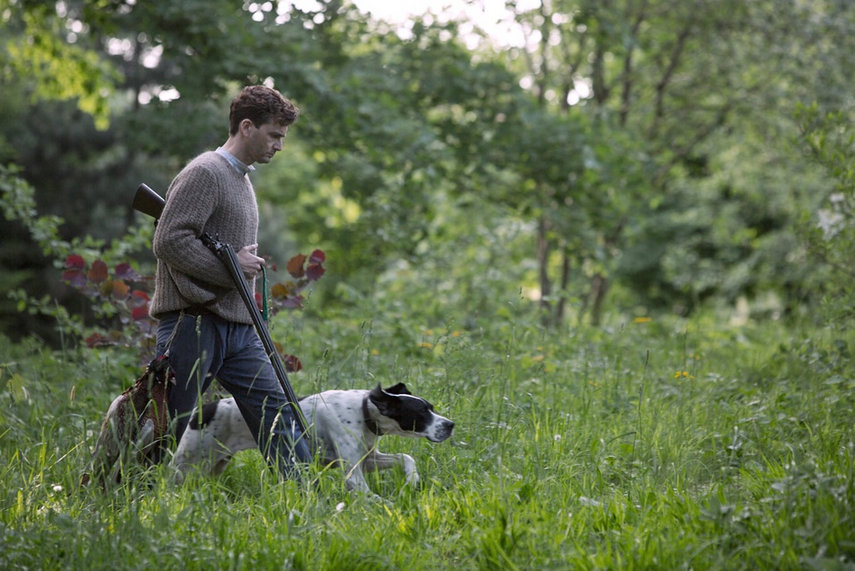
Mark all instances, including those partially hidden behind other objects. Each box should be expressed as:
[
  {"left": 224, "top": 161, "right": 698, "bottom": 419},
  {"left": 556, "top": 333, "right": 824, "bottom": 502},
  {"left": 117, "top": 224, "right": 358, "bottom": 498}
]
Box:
[{"left": 156, "top": 311, "right": 311, "bottom": 480}]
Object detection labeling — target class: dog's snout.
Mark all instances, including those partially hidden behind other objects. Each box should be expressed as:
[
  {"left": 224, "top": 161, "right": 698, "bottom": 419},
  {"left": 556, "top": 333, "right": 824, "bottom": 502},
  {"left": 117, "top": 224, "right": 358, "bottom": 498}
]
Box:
[{"left": 427, "top": 417, "right": 454, "bottom": 442}]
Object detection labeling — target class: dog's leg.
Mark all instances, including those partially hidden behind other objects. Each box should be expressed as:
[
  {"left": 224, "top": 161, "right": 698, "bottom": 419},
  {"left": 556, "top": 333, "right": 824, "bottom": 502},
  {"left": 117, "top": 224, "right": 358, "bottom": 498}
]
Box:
[
  {"left": 330, "top": 439, "right": 375, "bottom": 494},
  {"left": 342, "top": 464, "right": 373, "bottom": 494},
  {"left": 171, "top": 399, "right": 257, "bottom": 483},
  {"left": 172, "top": 429, "right": 211, "bottom": 483},
  {"left": 362, "top": 452, "right": 420, "bottom": 487}
]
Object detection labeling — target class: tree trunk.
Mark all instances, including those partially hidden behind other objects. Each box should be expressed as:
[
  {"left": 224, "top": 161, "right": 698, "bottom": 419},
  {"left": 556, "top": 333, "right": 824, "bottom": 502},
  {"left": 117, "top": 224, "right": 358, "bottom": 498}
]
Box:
[
  {"left": 589, "top": 273, "right": 610, "bottom": 327},
  {"left": 555, "top": 247, "right": 571, "bottom": 324},
  {"left": 537, "top": 215, "right": 553, "bottom": 324}
]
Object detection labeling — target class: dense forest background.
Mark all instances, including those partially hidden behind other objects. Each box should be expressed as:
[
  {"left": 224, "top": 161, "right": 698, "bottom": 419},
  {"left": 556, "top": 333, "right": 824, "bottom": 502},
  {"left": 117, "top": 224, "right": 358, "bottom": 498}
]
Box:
[{"left": 2, "top": 0, "right": 854, "bottom": 345}]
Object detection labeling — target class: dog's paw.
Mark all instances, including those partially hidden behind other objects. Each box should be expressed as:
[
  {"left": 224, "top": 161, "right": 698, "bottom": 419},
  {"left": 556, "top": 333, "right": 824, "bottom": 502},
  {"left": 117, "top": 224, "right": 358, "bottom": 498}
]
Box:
[
  {"left": 348, "top": 490, "right": 390, "bottom": 505},
  {"left": 370, "top": 493, "right": 395, "bottom": 507},
  {"left": 404, "top": 471, "right": 420, "bottom": 487}
]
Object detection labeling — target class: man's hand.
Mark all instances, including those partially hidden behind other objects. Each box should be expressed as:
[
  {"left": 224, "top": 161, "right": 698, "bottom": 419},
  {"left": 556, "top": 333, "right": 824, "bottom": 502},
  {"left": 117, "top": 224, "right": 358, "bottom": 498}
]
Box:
[{"left": 236, "top": 243, "right": 266, "bottom": 277}]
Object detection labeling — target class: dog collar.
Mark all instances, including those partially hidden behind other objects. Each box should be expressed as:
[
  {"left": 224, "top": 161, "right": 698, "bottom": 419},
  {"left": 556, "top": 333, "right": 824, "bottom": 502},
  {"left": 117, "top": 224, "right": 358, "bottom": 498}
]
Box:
[{"left": 362, "top": 396, "right": 383, "bottom": 436}]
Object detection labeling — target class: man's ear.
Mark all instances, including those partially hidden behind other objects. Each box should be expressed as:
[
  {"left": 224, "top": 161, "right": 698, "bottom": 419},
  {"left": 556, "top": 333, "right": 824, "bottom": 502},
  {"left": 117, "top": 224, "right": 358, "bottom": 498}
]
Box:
[{"left": 239, "top": 118, "right": 255, "bottom": 137}]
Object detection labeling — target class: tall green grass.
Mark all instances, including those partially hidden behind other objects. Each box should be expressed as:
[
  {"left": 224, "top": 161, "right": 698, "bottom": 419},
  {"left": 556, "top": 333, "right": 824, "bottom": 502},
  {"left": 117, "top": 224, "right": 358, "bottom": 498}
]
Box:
[{"left": 1, "top": 304, "right": 853, "bottom": 569}]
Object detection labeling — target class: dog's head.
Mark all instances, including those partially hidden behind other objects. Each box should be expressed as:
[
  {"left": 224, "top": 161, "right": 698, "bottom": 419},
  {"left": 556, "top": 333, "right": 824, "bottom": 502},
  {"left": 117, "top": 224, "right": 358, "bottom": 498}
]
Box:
[{"left": 368, "top": 383, "right": 454, "bottom": 442}]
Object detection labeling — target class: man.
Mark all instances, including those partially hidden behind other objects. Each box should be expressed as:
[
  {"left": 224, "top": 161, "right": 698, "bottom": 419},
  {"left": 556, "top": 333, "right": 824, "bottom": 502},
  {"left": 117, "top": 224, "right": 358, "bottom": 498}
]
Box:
[{"left": 150, "top": 85, "right": 310, "bottom": 479}]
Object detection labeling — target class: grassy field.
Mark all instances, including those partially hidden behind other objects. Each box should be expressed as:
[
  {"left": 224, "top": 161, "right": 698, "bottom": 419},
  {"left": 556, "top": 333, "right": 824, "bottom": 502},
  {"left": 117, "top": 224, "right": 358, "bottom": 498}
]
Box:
[{"left": 1, "top": 300, "right": 853, "bottom": 570}]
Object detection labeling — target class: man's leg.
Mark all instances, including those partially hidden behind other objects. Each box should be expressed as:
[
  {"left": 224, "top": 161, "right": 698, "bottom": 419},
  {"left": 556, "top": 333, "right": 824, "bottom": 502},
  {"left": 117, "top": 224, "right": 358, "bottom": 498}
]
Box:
[
  {"left": 216, "top": 323, "right": 311, "bottom": 480},
  {"left": 156, "top": 312, "right": 221, "bottom": 443}
]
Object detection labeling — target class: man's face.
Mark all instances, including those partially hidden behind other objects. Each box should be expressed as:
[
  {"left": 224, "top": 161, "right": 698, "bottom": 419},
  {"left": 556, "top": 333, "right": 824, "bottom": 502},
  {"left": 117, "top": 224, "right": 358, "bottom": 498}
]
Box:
[{"left": 244, "top": 120, "right": 288, "bottom": 165}]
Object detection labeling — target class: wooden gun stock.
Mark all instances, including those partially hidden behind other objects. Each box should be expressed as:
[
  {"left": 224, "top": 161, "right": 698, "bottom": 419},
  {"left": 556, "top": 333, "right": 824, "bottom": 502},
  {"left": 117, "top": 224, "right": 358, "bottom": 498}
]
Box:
[{"left": 132, "top": 183, "right": 165, "bottom": 220}]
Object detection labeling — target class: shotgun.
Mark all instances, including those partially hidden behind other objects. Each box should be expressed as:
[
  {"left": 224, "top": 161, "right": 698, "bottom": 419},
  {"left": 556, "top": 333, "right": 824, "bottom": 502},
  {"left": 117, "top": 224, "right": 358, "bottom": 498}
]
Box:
[{"left": 131, "top": 183, "right": 309, "bottom": 435}]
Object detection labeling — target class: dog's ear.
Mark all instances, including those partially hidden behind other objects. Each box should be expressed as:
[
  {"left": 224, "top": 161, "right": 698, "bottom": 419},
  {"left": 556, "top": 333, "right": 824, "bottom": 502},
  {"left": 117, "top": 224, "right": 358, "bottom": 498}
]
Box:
[
  {"left": 369, "top": 384, "right": 394, "bottom": 414},
  {"left": 369, "top": 383, "right": 412, "bottom": 413},
  {"left": 384, "top": 382, "right": 411, "bottom": 395},
  {"left": 369, "top": 384, "right": 385, "bottom": 400}
]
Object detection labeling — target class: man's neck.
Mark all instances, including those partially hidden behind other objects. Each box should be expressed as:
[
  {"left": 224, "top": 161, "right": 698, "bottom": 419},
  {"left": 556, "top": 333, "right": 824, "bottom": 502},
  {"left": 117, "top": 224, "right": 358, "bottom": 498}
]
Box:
[
  {"left": 216, "top": 146, "right": 254, "bottom": 176},
  {"left": 221, "top": 135, "right": 254, "bottom": 164}
]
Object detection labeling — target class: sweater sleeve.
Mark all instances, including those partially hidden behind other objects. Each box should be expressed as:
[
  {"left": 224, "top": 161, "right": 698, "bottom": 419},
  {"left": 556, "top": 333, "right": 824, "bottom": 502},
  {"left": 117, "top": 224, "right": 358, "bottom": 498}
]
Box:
[{"left": 152, "top": 161, "right": 235, "bottom": 291}]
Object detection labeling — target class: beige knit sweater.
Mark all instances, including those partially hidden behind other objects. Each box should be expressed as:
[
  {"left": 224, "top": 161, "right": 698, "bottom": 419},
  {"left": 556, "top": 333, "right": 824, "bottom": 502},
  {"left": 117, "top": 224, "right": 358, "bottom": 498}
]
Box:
[{"left": 150, "top": 151, "right": 259, "bottom": 324}]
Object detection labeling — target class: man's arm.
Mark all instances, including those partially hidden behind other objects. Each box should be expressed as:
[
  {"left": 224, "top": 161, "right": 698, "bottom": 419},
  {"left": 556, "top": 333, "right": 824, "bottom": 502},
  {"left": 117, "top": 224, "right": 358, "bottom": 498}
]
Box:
[{"left": 152, "top": 166, "right": 236, "bottom": 290}]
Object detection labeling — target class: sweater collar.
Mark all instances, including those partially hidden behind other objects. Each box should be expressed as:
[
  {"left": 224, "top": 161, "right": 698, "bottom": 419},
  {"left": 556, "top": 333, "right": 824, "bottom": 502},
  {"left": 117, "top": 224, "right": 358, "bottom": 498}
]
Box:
[{"left": 216, "top": 147, "right": 255, "bottom": 176}]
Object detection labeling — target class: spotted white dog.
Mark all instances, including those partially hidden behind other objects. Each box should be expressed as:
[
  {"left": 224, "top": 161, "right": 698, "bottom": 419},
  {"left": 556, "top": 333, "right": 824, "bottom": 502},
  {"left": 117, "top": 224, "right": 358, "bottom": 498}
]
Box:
[{"left": 171, "top": 383, "right": 454, "bottom": 494}]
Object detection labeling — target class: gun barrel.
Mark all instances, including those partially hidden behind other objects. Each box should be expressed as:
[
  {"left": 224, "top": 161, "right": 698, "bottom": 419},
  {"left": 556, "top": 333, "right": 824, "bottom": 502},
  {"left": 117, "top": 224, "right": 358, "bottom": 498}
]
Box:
[{"left": 133, "top": 183, "right": 166, "bottom": 220}]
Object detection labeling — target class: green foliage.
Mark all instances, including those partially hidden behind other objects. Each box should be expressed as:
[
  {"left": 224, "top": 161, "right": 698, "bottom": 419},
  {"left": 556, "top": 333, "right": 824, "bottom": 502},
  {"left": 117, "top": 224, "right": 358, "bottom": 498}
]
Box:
[
  {"left": 616, "top": 130, "right": 825, "bottom": 317},
  {"left": 795, "top": 102, "right": 855, "bottom": 325},
  {"left": 1, "top": 164, "right": 147, "bottom": 342},
  {"left": 484, "top": 0, "right": 855, "bottom": 324},
  {"left": 1, "top": 1, "right": 118, "bottom": 128},
  {"left": 0, "top": 164, "right": 67, "bottom": 257},
  {"left": 1, "top": 164, "right": 81, "bottom": 341}
]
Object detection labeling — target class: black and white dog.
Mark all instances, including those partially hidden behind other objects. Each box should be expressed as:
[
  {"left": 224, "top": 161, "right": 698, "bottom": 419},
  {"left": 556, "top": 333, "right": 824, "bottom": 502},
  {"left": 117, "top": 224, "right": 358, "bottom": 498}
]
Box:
[{"left": 171, "top": 383, "right": 454, "bottom": 494}]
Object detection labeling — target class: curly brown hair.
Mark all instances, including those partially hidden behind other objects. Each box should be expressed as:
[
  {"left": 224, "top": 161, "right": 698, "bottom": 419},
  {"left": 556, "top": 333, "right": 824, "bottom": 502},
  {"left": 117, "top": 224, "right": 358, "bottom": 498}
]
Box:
[{"left": 229, "top": 85, "right": 299, "bottom": 135}]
